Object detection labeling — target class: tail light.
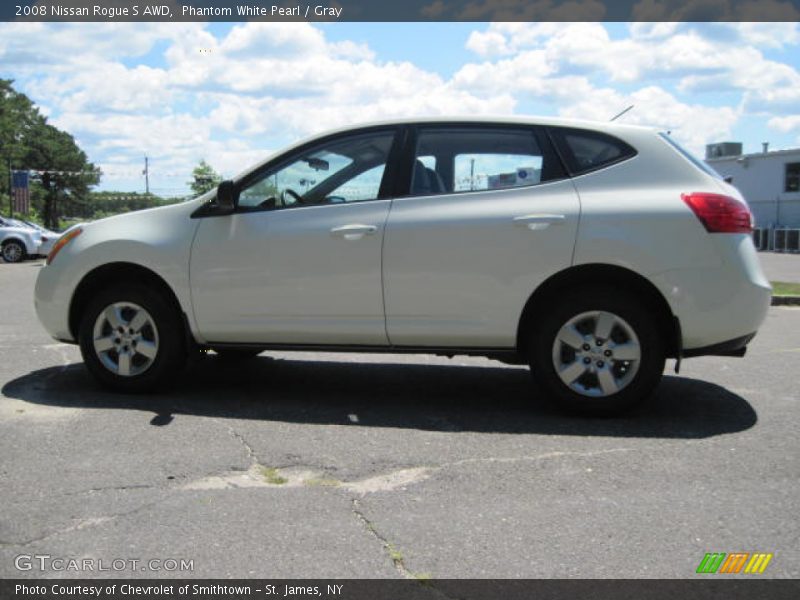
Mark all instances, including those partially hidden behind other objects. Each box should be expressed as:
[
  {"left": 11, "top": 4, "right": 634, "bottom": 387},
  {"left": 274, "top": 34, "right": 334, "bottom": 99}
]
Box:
[{"left": 681, "top": 192, "right": 753, "bottom": 234}]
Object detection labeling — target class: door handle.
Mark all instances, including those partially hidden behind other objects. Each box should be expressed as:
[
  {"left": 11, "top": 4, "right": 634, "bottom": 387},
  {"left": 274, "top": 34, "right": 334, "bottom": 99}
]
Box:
[
  {"left": 513, "top": 214, "right": 566, "bottom": 230},
  {"left": 330, "top": 224, "right": 377, "bottom": 240}
]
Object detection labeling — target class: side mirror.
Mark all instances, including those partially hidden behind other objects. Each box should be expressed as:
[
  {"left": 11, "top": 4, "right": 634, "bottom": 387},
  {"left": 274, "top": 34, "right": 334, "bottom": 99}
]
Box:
[{"left": 216, "top": 180, "right": 237, "bottom": 210}]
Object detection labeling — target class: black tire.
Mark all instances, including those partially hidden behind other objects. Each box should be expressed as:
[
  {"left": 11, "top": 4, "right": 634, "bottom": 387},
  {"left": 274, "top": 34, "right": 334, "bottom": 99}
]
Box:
[
  {"left": 2, "top": 240, "right": 27, "bottom": 263},
  {"left": 211, "top": 347, "right": 264, "bottom": 361},
  {"left": 78, "top": 284, "right": 186, "bottom": 392},
  {"left": 529, "top": 286, "right": 665, "bottom": 416}
]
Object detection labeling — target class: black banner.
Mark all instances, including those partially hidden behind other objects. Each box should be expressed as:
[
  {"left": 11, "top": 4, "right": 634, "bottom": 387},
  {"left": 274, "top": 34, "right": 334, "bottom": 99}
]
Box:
[
  {"left": 3, "top": 580, "right": 800, "bottom": 600},
  {"left": 4, "top": 0, "right": 800, "bottom": 22}
]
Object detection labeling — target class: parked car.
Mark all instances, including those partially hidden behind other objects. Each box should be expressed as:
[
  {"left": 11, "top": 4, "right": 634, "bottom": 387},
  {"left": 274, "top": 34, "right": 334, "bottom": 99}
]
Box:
[
  {"left": 34, "top": 117, "right": 771, "bottom": 414},
  {"left": 18, "top": 219, "right": 59, "bottom": 256},
  {"left": 0, "top": 216, "right": 43, "bottom": 263}
]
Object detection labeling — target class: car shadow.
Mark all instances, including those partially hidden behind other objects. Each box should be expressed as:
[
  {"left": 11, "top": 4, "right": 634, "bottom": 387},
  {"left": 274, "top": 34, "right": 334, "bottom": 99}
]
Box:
[{"left": 2, "top": 355, "right": 757, "bottom": 438}]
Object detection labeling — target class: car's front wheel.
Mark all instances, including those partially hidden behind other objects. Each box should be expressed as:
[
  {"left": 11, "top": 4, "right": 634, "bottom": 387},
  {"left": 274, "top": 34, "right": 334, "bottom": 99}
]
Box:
[
  {"left": 2, "top": 240, "right": 26, "bottom": 263},
  {"left": 78, "top": 285, "right": 186, "bottom": 392},
  {"left": 529, "top": 286, "right": 665, "bottom": 416}
]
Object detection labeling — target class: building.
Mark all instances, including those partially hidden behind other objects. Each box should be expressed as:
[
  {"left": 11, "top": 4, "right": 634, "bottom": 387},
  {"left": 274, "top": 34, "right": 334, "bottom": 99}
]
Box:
[{"left": 705, "top": 142, "right": 800, "bottom": 230}]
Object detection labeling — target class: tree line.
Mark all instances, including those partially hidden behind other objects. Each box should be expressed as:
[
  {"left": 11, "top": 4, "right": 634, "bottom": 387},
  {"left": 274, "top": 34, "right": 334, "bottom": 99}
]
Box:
[{"left": 1, "top": 79, "right": 225, "bottom": 231}]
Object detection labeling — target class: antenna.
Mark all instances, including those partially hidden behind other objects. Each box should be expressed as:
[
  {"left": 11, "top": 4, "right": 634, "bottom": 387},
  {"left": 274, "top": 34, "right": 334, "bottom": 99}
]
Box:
[{"left": 610, "top": 105, "right": 634, "bottom": 122}]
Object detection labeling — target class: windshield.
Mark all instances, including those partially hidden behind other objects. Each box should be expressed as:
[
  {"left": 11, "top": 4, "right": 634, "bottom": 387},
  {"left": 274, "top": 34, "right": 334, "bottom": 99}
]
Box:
[
  {"left": 659, "top": 132, "right": 722, "bottom": 180},
  {"left": 21, "top": 220, "right": 44, "bottom": 231}
]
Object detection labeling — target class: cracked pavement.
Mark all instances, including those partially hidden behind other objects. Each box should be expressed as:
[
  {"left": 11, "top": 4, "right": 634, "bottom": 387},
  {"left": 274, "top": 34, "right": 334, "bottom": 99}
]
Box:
[{"left": 1, "top": 260, "right": 799, "bottom": 578}]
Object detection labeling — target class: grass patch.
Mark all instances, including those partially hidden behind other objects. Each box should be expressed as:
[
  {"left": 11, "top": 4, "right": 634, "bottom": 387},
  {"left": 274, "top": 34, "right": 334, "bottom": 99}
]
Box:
[
  {"left": 259, "top": 466, "right": 288, "bottom": 485},
  {"left": 771, "top": 281, "right": 800, "bottom": 296},
  {"left": 387, "top": 543, "right": 404, "bottom": 564},
  {"left": 304, "top": 478, "right": 341, "bottom": 487}
]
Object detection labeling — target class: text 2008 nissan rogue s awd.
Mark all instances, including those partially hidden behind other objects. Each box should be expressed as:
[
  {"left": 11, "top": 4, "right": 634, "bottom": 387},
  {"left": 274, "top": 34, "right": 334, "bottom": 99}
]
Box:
[{"left": 34, "top": 117, "right": 771, "bottom": 415}]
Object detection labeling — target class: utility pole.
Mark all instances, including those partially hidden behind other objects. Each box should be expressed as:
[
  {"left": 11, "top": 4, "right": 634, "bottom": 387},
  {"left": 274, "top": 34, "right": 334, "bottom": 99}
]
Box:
[
  {"left": 7, "top": 158, "right": 13, "bottom": 218},
  {"left": 144, "top": 155, "right": 150, "bottom": 195},
  {"left": 470, "top": 158, "right": 475, "bottom": 191}
]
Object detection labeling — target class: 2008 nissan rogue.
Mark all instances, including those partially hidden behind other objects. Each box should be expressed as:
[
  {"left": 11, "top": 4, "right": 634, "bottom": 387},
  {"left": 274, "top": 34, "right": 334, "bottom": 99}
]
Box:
[{"left": 34, "top": 117, "right": 772, "bottom": 415}]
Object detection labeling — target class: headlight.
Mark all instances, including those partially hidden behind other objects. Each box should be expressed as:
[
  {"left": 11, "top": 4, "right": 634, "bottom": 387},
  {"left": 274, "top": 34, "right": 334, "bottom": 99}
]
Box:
[{"left": 46, "top": 227, "right": 83, "bottom": 265}]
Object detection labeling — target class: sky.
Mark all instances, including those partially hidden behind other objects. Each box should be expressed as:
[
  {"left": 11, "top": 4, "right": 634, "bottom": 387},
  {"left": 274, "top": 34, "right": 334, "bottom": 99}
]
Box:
[{"left": 1, "top": 21, "right": 799, "bottom": 196}]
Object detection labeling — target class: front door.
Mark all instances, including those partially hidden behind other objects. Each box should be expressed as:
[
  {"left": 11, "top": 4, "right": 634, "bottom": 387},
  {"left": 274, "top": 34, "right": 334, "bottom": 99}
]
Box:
[{"left": 190, "top": 129, "right": 398, "bottom": 345}]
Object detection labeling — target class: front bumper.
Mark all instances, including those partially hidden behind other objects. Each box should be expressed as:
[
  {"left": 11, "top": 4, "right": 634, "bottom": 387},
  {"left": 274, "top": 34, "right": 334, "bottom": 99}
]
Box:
[{"left": 34, "top": 262, "right": 77, "bottom": 343}]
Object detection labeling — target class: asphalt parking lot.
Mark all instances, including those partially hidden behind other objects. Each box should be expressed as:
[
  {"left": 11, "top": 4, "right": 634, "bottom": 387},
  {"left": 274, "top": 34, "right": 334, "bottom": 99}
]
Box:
[
  {"left": 0, "top": 259, "right": 798, "bottom": 579},
  {"left": 759, "top": 251, "right": 800, "bottom": 283}
]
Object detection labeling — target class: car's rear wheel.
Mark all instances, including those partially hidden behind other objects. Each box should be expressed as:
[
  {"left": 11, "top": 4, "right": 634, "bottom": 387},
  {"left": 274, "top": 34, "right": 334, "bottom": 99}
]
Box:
[
  {"left": 2, "top": 240, "right": 26, "bottom": 263},
  {"left": 529, "top": 286, "right": 665, "bottom": 416},
  {"left": 78, "top": 284, "right": 186, "bottom": 392}
]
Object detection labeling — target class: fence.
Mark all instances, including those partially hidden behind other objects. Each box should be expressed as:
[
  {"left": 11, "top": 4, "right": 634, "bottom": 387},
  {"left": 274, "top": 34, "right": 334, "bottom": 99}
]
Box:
[{"left": 753, "top": 227, "right": 800, "bottom": 252}]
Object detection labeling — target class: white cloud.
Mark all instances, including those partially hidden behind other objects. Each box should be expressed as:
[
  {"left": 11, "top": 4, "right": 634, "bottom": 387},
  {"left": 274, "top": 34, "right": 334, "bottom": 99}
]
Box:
[
  {"left": 456, "top": 22, "right": 762, "bottom": 152},
  {"left": 768, "top": 115, "right": 800, "bottom": 131},
  {"left": 733, "top": 22, "right": 800, "bottom": 48},
  {"left": 465, "top": 22, "right": 800, "bottom": 112},
  {"left": 2, "top": 22, "right": 517, "bottom": 189},
  {"left": 0, "top": 22, "right": 199, "bottom": 66},
  {"left": 2, "top": 21, "right": 798, "bottom": 192}
]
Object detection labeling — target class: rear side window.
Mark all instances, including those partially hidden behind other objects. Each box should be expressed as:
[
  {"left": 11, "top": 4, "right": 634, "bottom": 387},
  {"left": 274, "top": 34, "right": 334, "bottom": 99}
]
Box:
[
  {"left": 551, "top": 127, "right": 636, "bottom": 175},
  {"left": 407, "top": 127, "right": 564, "bottom": 197}
]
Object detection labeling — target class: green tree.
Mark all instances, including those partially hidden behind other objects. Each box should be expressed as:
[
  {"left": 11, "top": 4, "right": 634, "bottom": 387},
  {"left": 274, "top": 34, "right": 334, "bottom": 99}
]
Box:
[
  {"left": 189, "top": 159, "right": 222, "bottom": 196},
  {"left": 79, "top": 191, "right": 180, "bottom": 220},
  {"left": 0, "top": 79, "right": 100, "bottom": 229},
  {"left": 0, "top": 79, "right": 40, "bottom": 215},
  {"left": 27, "top": 124, "right": 100, "bottom": 229}
]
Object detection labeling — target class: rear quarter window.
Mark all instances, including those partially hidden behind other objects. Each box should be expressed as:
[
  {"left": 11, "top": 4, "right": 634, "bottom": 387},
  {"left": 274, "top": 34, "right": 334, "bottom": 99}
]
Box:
[{"left": 550, "top": 127, "right": 637, "bottom": 176}]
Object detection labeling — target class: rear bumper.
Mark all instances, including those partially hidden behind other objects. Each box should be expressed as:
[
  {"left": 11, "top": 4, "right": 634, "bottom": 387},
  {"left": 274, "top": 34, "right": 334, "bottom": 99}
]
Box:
[{"left": 651, "top": 234, "right": 771, "bottom": 352}]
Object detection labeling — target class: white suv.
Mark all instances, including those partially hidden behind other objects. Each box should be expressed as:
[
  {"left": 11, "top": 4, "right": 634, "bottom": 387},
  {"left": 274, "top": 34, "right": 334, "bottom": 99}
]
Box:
[{"left": 34, "top": 117, "right": 771, "bottom": 415}]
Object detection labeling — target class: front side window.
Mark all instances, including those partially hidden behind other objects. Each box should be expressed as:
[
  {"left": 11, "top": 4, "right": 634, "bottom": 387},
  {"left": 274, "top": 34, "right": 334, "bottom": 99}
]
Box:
[
  {"left": 786, "top": 162, "right": 800, "bottom": 192},
  {"left": 409, "top": 127, "right": 556, "bottom": 197},
  {"left": 238, "top": 130, "right": 395, "bottom": 210}
]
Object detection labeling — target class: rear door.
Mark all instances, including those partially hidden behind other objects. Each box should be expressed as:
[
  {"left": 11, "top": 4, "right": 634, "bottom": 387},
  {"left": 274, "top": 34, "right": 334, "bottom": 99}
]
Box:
[{"left": 382, "top": 124, "right": 581, "bottom": 348}]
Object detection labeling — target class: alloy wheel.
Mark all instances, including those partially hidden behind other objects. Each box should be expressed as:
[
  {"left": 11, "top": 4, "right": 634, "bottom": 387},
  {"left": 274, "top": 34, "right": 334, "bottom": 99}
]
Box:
[
  {"left": 92, "top": 302, "right": 159, "bottom": 377},
  {"left": 551, "top": 310, "right": 641, "bottom": 398},
  {"left": 2, "top": 242, "right": 23, "bottom": 263}
]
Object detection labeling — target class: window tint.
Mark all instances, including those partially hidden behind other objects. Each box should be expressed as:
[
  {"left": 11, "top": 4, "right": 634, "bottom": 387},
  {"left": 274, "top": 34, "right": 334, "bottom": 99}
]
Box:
[
  {"left": 785, "top": 162, "right": 800, "bottom": 193},
  {"left": 554, "top": 127, "right": 636, "bottom": 175},
  {"left": 409, "top": 127, "right": 555, "bottom": 197},
  {"left": 239, "top": 131, "right": 395, "bottom": 210}
]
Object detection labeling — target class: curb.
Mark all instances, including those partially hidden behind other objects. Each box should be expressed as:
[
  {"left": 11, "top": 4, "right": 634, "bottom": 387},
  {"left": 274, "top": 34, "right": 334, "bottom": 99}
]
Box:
[{"left": 772, "top": 295, "right": 800, "bottom": 306}]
